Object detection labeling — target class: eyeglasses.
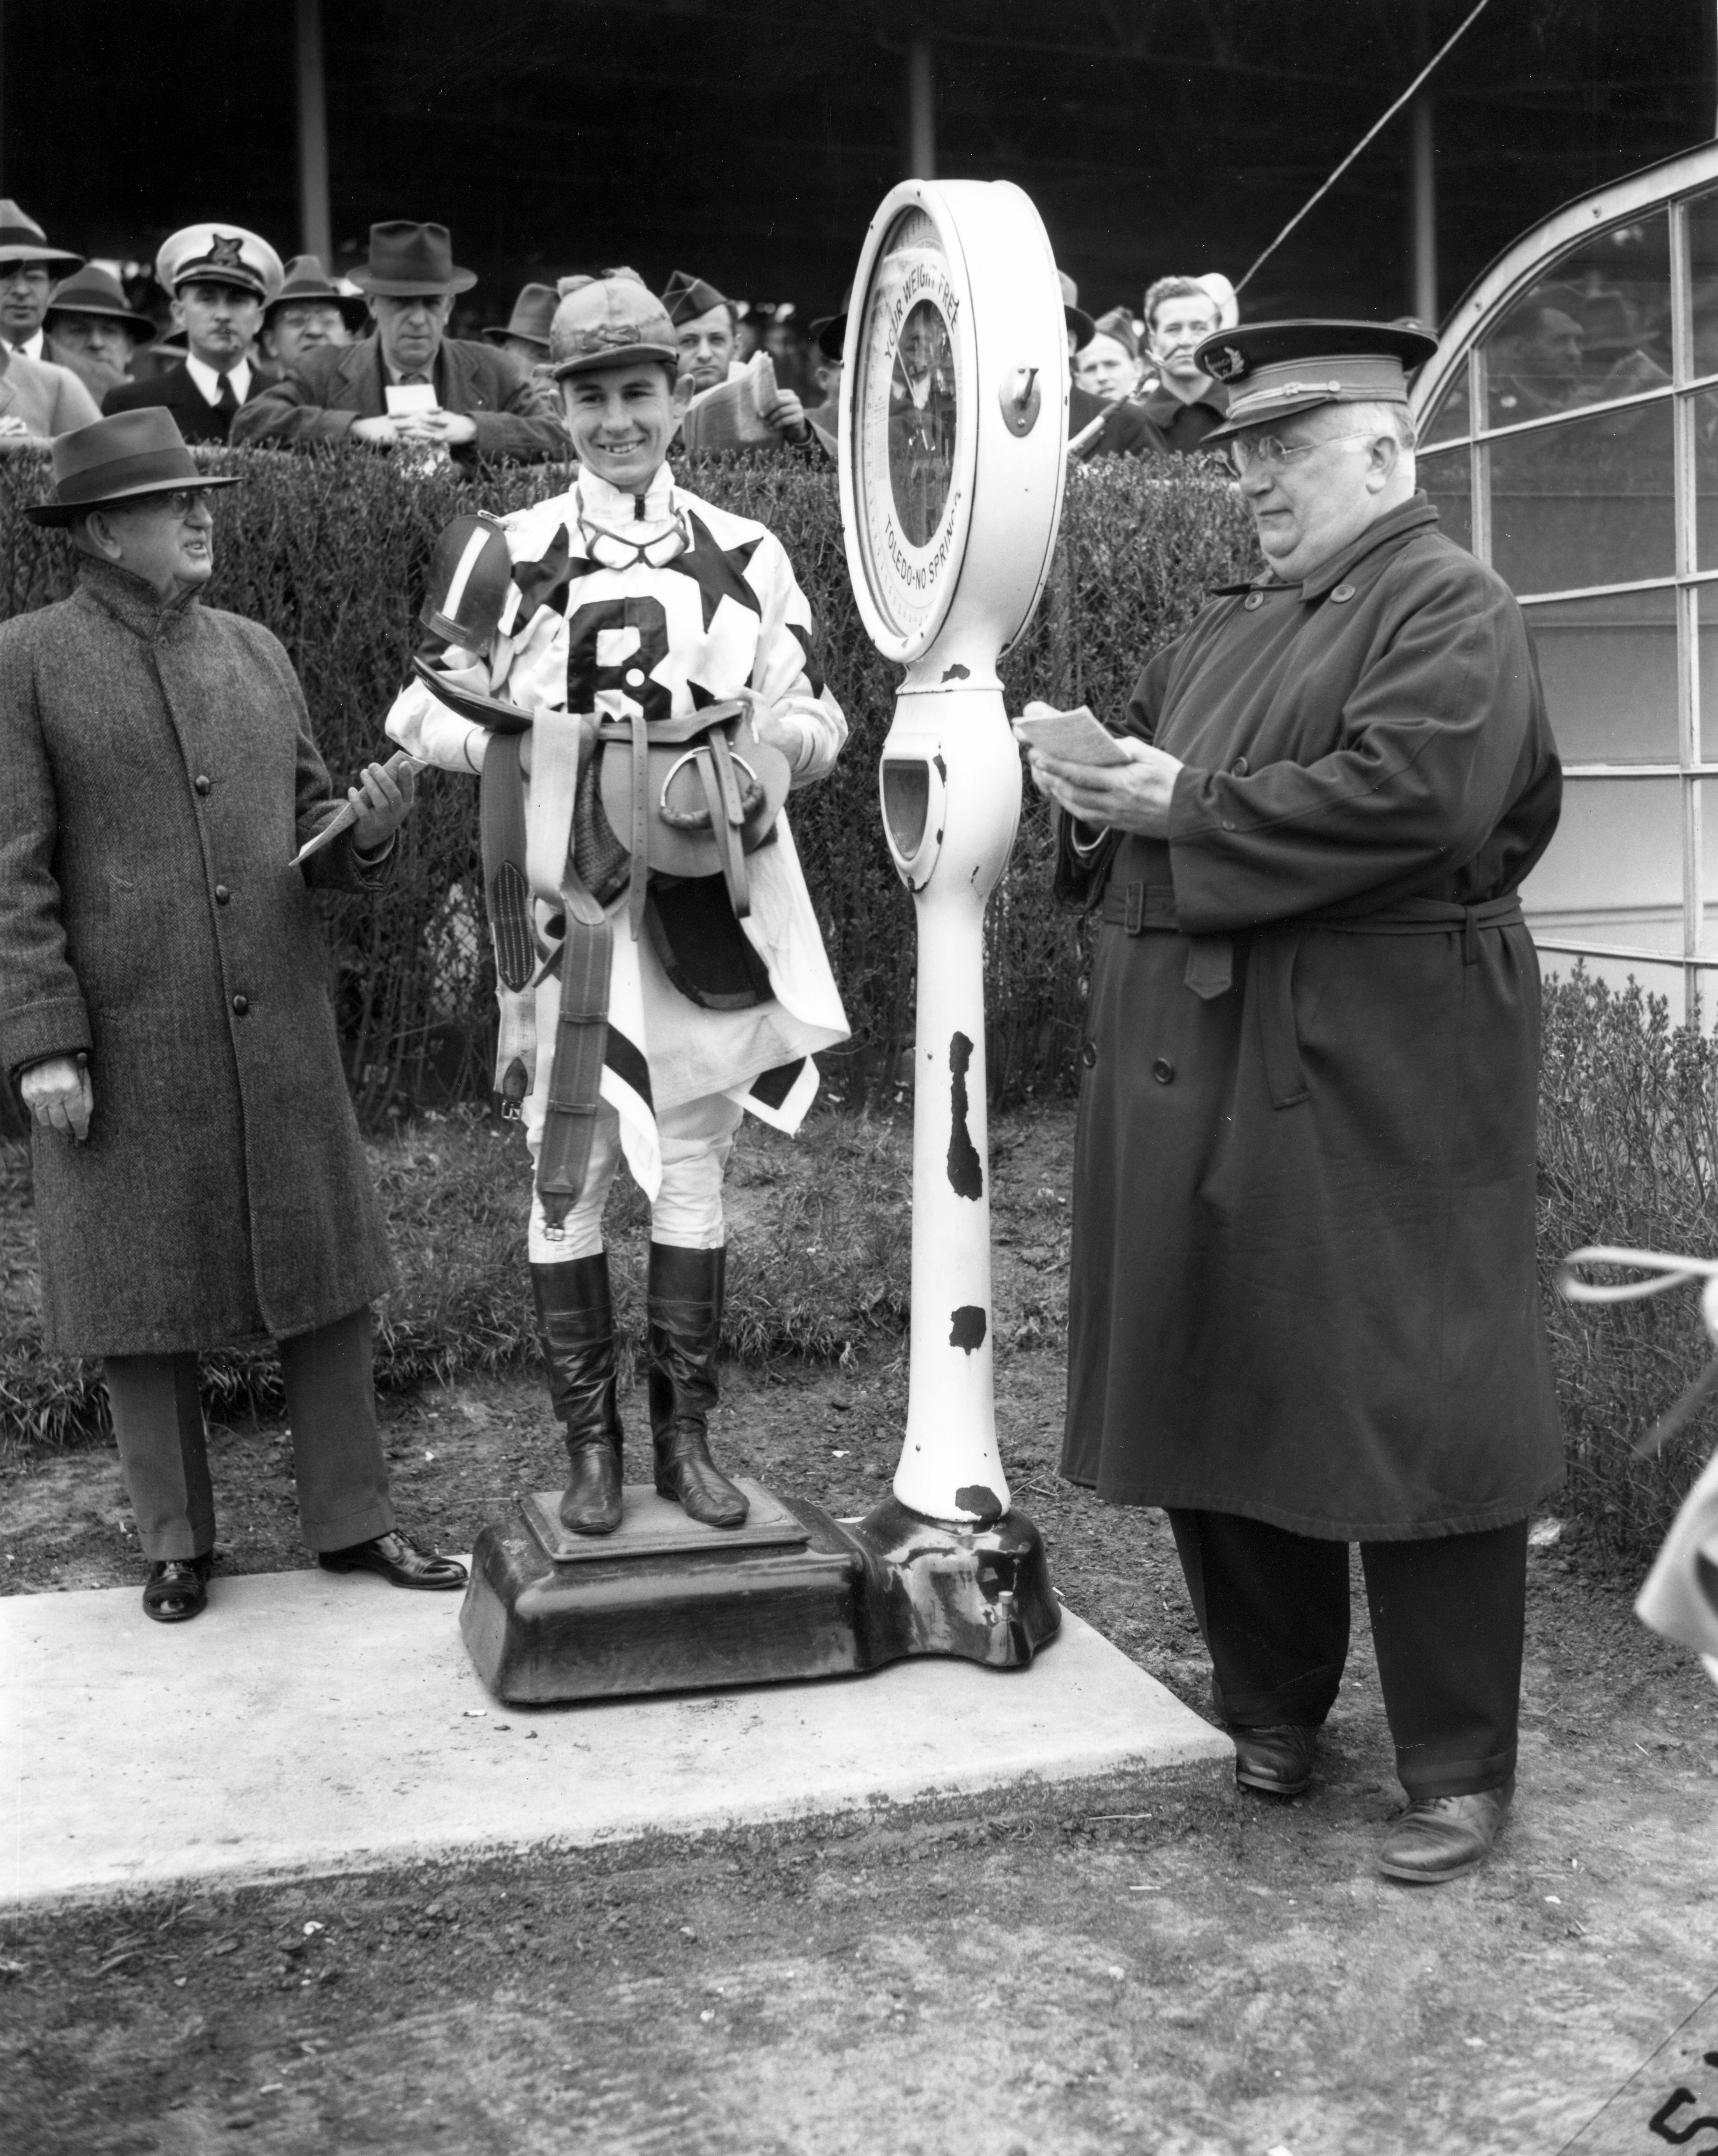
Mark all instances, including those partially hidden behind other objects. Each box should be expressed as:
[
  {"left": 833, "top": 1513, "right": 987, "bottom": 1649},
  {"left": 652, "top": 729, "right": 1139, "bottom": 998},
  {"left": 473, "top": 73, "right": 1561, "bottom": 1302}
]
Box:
[
  {"left": 145, "top": 489, "right": 213, "bottom": 518},
  {"left": 1224, "top": 430, "right": 1375, "bottom": 477}
]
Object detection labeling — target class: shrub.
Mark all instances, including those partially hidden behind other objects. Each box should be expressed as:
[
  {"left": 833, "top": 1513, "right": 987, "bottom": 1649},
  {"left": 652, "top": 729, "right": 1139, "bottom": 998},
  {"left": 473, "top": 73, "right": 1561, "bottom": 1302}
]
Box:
[
  {"left": 0, "top": 446, "right": 1256, "bottom": 1118},
  {"left": 1538, "top": 966, "right": 1718, "bottom": 1561}
]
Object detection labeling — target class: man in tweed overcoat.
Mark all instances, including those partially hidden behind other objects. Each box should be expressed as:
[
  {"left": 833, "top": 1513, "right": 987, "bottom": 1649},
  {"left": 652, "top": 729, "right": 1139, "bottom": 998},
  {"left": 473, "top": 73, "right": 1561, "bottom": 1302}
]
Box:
[{"left": 0, "top": 409, "right": 466, "bottom": 1622}]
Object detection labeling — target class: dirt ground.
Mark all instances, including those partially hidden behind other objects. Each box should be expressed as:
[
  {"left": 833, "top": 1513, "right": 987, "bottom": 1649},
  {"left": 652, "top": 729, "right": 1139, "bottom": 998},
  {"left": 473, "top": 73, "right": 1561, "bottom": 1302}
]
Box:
[{"left": 4, "top": 1114, "right": 1718, "bottom": 2154}]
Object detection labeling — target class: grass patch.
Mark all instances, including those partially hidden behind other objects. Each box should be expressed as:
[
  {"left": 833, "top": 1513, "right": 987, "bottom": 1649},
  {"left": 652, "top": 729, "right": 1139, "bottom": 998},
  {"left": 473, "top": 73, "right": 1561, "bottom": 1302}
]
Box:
[{"left": 0, "top": 1105, "right": 914, "bottom": 1466}]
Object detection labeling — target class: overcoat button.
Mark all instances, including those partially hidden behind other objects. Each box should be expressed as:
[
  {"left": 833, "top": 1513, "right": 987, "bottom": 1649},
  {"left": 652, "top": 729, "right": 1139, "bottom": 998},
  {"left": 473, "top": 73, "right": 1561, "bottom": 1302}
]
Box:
[
  {"left": 194, "top": 774, "right": 212, "bottom": 795},
  {"left": 231, "top": 994, "right": 249, "bottom": 1016},
  {"left": 1081, "top": 1042, "right": 1098, "bottom": 1069},
  {"left": 1330, "top": 584, "right": 1357, "bottom": 603},
  {"left": 1231, "top": 756, "right": 1249, "bottom": 776},
  {"left": 1152, "top": 1057, "right": 1175, "bottom": 1084},
  {"left": 214, "top": 885, "right": 231, "bottom": 904},
  {"left": 1243, "top": 592, "right": 1264, "bottom": 611}
]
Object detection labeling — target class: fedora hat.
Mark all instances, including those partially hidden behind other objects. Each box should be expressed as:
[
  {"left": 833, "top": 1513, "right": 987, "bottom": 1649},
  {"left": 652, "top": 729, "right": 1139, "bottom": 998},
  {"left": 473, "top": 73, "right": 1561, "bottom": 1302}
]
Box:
[
  {"left": 1059, "top": 272, "right": 1097, "bottom": 354},
  {"left": 25, "top": 408, "right": 239, "bottom": 526},
  {"left": 483, "top": 281, "right": 559, "bottom": 350},
  {"left": 264, "top": 254, "right": 367, "bottom": 331},
  {"left": 349, "top": 222, "right": 476, "bottom": 298},
  {"left": 549, "top": 270, "right": 679, "bottom": 379},
  {"left": 0, "top": 200, "right": 83, "bottom": 272},
  {"left": 44, "top": 266, "right": 157, "bottom": 342}
]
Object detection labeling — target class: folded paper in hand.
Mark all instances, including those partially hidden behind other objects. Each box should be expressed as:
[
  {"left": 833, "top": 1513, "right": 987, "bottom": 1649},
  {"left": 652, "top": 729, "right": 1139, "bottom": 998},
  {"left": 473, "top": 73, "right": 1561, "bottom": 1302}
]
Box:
[
  {"left": 680, "top": 351, "right": 782, "bottom": 453},
  {"left": 385, "top": 382, "right": 440, "bottom": 416}
]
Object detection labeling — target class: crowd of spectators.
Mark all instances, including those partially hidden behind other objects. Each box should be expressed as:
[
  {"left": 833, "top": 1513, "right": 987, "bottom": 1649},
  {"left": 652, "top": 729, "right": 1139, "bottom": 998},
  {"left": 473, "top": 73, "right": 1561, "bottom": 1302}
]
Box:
[{"left": 0, "top": 194, "right": 1242, "bottom": 472}]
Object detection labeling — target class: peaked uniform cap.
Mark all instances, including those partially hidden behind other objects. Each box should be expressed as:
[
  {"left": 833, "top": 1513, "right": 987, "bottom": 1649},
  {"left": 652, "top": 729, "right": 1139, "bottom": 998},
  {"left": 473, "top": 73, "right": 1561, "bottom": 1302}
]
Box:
[
  {"left": 348, "top": 222, "right": 476, "bottom": 297},
  {"left": 484, "top": 282, "right": 559, "bottom": 349},
  {"left": 1196, "top": 318, "right": 1438, "bottom": 443},
  {"left": 157, "top": 224, "right": 284, "bottom": 301},
  {"left": 0, "top": 201, "right": 83, "bottom": 270},
  {"left": 24, "top": 407, "right": 240, "bottom": 525},
  {"left": 549, "top": 270, "right": 680, "bottom": 378},
  {"left": 43, "top": 266, "right": 157, "bottom": 341},
  {"left": 264, "top": 254, "right": 367, "bottom": 330},
  {"left": 661, "top": 270, "right": 731, "bottom": 327}
]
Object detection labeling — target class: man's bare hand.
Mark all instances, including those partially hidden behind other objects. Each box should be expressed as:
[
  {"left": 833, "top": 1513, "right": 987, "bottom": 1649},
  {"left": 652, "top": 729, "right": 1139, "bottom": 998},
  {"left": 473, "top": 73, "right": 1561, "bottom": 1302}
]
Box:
[
  {"left": 761, "top": 388, "right": 809, "bottom": 443},
  {"left": 733, "top": 686, "right": 799, "bottom": 763},
  {"left": 349, "top": 760, "right": 417, "bottom": 853},
  {"left": 406, "top": 410, "right": 478, "bottom": 448},
  {"left": 1026, "top": 734, "right": 1184, "bottom": 838},
  {"left": 349, "top": 416, "right": 400, "bottom": 448},
  {"left": 20, "top": 1055, "right": 93, "bottom": 1142}
]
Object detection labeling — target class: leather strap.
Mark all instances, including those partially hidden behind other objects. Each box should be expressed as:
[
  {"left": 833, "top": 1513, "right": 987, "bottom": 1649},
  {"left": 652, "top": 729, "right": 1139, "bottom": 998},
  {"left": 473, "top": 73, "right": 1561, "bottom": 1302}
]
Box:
[{"left": 629, "top": 713, "right": 650, "bottom": 943}]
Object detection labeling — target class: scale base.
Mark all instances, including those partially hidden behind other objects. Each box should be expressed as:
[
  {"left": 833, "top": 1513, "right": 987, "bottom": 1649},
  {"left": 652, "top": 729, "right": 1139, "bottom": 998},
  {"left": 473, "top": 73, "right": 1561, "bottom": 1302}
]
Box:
[{"left": 460, "top": 1480, "right": 1061, "bottom": 1705}]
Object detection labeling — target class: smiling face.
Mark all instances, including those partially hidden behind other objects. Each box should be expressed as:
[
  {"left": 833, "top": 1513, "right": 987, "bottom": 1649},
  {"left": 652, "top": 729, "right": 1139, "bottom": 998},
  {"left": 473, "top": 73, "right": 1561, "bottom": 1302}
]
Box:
[
  {"left": 560, "top": 360, "right": 690, "bottom": 490},
  {"left": 80, "top": 488, "right": 217, "bottom": 600},
  {"left": 171, "top": 279, "right": 264, "bottom": 371},
  {"left": 1234, "top": 405, "right": 1412, "bottom": 584},
  {"left": 1148, "top": 293, "right": 1221, "bottom": 386}
]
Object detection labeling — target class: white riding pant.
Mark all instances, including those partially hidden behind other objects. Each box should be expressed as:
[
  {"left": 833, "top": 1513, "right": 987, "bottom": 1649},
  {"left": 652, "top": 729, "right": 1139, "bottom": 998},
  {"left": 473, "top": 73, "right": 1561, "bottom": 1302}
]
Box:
[{"left": 525, "top": 1089, "right": 744, "bottom": 1262}]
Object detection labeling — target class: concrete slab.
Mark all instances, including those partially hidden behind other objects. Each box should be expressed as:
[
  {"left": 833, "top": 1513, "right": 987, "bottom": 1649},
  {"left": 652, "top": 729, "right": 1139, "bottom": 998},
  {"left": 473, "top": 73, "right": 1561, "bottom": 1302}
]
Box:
[{"left": 0, "top": 1563, "right": 1232, "bottom": 1908}]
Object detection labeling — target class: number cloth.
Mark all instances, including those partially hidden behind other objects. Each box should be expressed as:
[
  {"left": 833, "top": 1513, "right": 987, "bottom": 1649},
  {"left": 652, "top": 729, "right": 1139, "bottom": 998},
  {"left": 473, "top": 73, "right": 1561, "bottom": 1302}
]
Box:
[
  {"left": 386, "top": 464, "right": 849, "bottom": 1214},
  {"left": 1057, "top": 494, "right": 1565, "bottom": 1539}
]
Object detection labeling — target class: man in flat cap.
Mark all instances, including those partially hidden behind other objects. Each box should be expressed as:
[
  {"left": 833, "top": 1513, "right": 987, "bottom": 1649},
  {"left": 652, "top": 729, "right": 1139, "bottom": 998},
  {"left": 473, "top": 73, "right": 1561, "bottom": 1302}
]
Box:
[
  {"left": 234, "top": 222, "right": 566, "bottom": 466},
  {"left": 662, "top": 269, "right": 811, "bottom": 448},
  {"left": 103, "top": 224, "right": 285, "bottom": 443},
  {"left": 0, "top": 409, "right": 466, "bottom": 1625},
  {"left": 1027, "top": 320, "right": 1563, "bottom": 1885},
  {"left": 0, "top": 199, "right": 84, "bottom": 362},
  {"left": 44, "top": 265, "right": 158, "bottom": 407},
  {"left": 258, "top": 254, "right": 364, "bottom": 372}
]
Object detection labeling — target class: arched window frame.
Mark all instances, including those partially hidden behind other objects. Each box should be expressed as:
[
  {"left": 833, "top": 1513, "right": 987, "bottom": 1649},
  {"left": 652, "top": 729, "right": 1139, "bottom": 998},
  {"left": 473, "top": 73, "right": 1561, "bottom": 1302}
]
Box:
[{"left": 1412, "top": 141, "right": 1718, "bottom": 1021}]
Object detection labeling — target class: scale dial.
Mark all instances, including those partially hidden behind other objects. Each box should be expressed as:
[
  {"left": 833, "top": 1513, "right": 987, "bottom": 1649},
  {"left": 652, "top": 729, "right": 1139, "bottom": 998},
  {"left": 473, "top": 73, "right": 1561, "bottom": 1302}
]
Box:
[
  {"left": 851, "top": 207, "right": 968, "bottom": 646},
  {"left": 840, "top": 180, "right": 1068, "bottom": 672}
]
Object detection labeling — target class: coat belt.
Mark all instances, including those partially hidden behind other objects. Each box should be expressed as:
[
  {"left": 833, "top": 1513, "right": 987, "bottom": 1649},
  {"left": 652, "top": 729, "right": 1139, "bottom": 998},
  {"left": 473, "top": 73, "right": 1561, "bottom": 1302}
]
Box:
[{"left": 1099, "top": 881, "right": 1527, "bottom": 1111}]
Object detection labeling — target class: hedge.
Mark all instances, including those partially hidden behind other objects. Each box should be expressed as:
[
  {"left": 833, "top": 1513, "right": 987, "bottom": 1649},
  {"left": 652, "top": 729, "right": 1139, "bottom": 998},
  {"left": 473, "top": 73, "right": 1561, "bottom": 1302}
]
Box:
[{"left": 0, "top": 446, "right": 1257, "bottom": 1119}]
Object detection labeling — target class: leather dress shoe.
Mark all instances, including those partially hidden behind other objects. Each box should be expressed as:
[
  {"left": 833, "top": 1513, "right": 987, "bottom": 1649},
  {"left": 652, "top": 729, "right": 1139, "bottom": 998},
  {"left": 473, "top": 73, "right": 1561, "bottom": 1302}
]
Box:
[
  {"left": 318, "top": 1530, "right": 467, "bottom": 1590},
  {"left": 1230, "top": 1722, "right": 1320, "bottom": 1797},
  {"left": 143, "top": 1553, "right": 212, "bottom": 1624},
  {"left": 1378, "top": 1777, "right": 1514, "bottom": 1884}
]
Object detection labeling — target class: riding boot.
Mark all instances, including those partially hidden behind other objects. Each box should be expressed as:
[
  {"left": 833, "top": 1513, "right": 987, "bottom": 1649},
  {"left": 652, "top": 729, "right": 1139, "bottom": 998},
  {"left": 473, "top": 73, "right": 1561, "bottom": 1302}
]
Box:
[
  {"left": 531, "top": 1256, "right": 624, "bottom": 1535},
  {"left": 647, "top": 1242, "right": 748, "bottom": 1529}
]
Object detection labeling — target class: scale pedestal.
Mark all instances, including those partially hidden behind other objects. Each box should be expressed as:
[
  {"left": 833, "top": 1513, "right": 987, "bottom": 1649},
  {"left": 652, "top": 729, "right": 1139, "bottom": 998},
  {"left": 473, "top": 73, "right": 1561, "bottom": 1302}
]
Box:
[
  {"left": 462, "top": 1482, "right": 1059, "bottom": 1705},
  {"left": 460, "top": 175, "right": 1071, "bottom": 1708}
]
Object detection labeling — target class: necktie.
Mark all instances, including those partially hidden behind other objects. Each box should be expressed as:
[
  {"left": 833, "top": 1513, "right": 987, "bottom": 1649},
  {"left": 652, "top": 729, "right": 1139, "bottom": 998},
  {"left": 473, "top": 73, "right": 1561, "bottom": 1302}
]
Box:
[
  {"left": 400, "top": 372, "right": 429, "bottom": 387},
  {"left": 215, "top": 374, "right": 239, "bottom": 416}
]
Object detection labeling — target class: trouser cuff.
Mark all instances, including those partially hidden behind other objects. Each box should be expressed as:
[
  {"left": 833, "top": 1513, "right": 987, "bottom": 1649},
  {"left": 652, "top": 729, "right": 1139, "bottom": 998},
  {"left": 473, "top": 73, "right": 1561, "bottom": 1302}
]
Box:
[
  {"left": 304, "top": 1497, "right": 395, "bottom": 1555},
  {"left": 1395, "top": 1746, "right": 1516, "bottom": 1802},
  {"left": 139, "top": 1513, "right": 216, "bottom": 1564}
]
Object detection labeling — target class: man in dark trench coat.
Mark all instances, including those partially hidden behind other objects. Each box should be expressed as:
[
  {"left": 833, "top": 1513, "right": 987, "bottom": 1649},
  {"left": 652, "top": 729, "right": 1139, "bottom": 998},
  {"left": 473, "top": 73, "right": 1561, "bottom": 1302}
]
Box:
[
  {"left": 1027, "top": 322, "right": 1564, "bottom": 1885},
  {"left": 0, "top": 409, "right": 467, "bottom": 1623}
]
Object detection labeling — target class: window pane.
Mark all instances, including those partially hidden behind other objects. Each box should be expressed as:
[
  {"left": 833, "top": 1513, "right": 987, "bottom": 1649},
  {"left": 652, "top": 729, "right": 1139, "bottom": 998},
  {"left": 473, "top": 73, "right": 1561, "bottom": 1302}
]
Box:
[
  {"left": 1699, "top": 587, "right": 1718, "bottom": 762},
  {"left": 1421, "top": 365, "right": 1471, "bottom": 445},
  {"left": 1687, "top": 186, "right": 1718, "bottom": 380},
  {"left": 1419, "top": 446, "right": 1471, "bottom": 552},
  {"left": 1481, "top": 209, "right": 1670, "bottom": 427},
  {"left": 1521, "top": 777, "right": 1683, "bottom": 946},
  {"left": 1525, "top": 588, "right": 1678, "bottom": 762},
  {"left": 1691, "top": 389, "right": 1718, "bottom": 568},
  {"left": 1489, "top": 400, "right": 1674, "bottom": 595}
]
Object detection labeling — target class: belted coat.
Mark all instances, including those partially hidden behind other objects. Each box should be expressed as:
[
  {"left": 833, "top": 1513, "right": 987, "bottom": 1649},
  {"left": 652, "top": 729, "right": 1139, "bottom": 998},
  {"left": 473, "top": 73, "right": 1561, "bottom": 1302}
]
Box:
[
  {"left": 1059, "top": 494, "right": 1565, "bottom": 1539},
  {"left": 0, "top": 559, "right": 396, "bottom": 1357}
]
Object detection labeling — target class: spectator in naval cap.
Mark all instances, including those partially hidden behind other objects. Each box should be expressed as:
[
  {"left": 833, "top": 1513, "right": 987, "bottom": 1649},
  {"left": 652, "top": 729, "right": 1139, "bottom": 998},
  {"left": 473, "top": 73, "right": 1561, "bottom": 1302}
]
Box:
[
  {"left": 0, "top": 200, "right": 84, "bottom": 361},
  {"left": 102, "top": 223, "right": 285, "bottom": 443}
]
